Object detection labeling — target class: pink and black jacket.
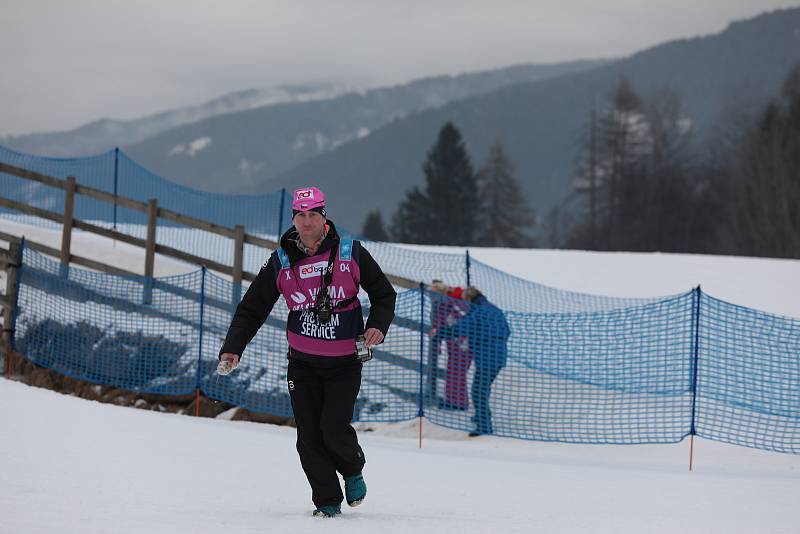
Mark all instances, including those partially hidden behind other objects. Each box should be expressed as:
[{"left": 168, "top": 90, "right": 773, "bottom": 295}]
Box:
[{"left": 219, "top": 220, "right": 396, "bottom": 363}]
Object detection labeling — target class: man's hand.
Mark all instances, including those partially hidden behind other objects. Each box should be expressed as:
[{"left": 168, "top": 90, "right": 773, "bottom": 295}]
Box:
[
  {"left": 217, "top": 353, "right": 240, "bottom": 375},
  {"left": 363, "top": 328, "right": 384, "bottom": 348}
]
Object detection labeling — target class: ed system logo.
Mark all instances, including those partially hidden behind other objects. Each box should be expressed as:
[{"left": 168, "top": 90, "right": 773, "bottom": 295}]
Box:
[{"left": 299, "top": 261, "right": 328, "bottom": 279}]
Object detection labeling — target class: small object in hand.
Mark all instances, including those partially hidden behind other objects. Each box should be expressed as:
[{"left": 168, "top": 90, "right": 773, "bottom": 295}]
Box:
[
  {"left": 356, "top": 335, "right": 373, "bottom": 363},
  {"left": 217, "top": 359, "right": 238, "bottom": 376}
]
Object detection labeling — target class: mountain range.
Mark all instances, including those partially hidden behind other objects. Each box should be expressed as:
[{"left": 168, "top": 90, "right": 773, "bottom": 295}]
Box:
[
  {"left": 253, "top": 8, "right": 800, "bottom": 231},
  {"left": 1, "top": 84, "right": 351, "bottom": 157},
  {"left": 5, "top": 8, "right": 800, "bottom": 234},
  {"left": 120, "top": 60, "right": 609, "bottom": 193}
]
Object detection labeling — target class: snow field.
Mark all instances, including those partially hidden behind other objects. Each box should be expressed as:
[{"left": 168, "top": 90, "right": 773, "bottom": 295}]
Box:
[
  {"left": 2, "top": 215, "right": 799, "bottom": 532},
  {"left": 2, "top": 379, "right": 799, "bottom": 534}
]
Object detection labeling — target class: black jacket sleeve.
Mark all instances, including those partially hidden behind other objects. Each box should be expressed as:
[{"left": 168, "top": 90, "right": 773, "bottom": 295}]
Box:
[
  {"left": 218, "top": 253, "right": 281, "bottom": 359},
  {"left": 357, "top": 243, "right": 396, "bottom": 336}
]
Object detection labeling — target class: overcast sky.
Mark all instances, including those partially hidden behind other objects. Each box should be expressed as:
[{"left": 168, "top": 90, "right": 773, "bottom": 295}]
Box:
[{"left": 1, "top": 0, "right": 797, "bottom": 136}]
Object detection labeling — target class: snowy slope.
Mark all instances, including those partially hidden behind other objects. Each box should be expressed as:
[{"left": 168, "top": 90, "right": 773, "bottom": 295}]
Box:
[
  {"left": 2, "top": 217, "right": 799, "bottom": 532},
  {"left": 2, "top": 379, "right": 799, "bottom": 534}
]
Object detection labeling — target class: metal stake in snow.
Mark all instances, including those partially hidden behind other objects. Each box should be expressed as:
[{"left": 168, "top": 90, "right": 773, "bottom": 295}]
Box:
[
  {"left": 418, "top": 282, "right": 426, "bottom": 449},
  {"left": 688, "top": 286, "right": 701, "bottom": 472}
]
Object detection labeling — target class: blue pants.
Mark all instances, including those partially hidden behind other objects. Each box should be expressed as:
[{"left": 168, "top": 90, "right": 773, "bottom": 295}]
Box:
[{"left": 471, "top": 365, "right": 502, "bottom": 434}]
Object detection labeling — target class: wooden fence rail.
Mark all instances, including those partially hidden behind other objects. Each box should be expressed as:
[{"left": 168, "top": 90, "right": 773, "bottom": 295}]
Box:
[
  {"left": 0, "top": 160, "right": 417, "bottom": 290},
  {"left": 0, "top": 239, "right": 21, "bottom": 375}
]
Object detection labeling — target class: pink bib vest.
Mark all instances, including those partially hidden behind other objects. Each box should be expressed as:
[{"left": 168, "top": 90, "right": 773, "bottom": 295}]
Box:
[{"left": 274, "top": 239, "right": 363, "bottom": 356}]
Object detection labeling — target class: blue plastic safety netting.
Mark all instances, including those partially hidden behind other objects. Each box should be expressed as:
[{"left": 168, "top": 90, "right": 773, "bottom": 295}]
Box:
[
  {"left": 0, "top": 145, "right": 291, "bottom": 276},
  {"left": 9, "top": 247, "right": 800, "bottom": 454}
]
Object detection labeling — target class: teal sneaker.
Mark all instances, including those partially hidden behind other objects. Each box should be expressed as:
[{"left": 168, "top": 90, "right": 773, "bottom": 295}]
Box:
[
  {"left": 344, "top": 473, "right": 367, "bottom": 507},
  {"left": 312, "top": 504, "right": 341, "bottom": 518}
]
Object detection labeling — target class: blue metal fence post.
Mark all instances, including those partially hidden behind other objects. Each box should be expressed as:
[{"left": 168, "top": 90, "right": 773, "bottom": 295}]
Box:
[
  {"left": 418, "top": 283, "right": 426, "bottom": 447},
  {"left": 277, "top": 188, "right": 287, "bottom": 235},
  {"left": 465, "top": 249, "right": 471, "bottom": 287},
  {"left": 113, "top": 148, "right": 119, "bottom": 232},
  {"left": 195, "top": 267, "right": 207, "bottom": 416},
  {"left": 689, "top": 285, "right": 701, "bottom": 470}
]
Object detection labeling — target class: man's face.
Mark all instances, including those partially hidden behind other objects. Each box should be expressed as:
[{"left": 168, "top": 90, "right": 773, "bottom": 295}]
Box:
[{"left": 294, "top": 211, "right": 326, "bottom": 242}]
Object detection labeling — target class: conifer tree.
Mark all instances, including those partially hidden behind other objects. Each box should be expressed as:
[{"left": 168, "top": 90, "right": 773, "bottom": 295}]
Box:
[
  {"left": 392, "top": 122, "right": 479, "bottom": 245},
  {"left": 475, "top": 142, "right": 536, "bottom": 247},
  {"left": 391, "top": 186, "right": 432, "bottom": 243},
  {"left": 361, "top": 210, "right": 390, "bottom": 241}
]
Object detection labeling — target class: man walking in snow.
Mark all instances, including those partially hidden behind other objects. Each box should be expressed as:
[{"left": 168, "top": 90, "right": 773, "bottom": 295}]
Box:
[{"left": 217, "top": 186, "right": 396, "bottom": 517}]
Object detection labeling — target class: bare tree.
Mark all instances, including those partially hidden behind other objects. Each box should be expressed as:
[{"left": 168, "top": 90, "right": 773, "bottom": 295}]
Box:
[
  {"left": 728, "top": 64, "right": 800, "bottom": 258},
  {"left": 570, "top": 78, "right": 651, "bottom": 249}
]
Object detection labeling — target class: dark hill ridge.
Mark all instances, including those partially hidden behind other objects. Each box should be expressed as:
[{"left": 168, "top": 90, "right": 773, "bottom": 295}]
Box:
[
  {"left": 252, "top": 7, "right": 800, "bottom": 231},
  {"left": 120, "top": 60, "right": 608, "bottom": 192}
]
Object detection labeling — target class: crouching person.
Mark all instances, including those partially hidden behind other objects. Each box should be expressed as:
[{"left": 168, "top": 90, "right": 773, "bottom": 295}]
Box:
[{"left": 437, "top": 286, "right": 509, "bottom": 436}]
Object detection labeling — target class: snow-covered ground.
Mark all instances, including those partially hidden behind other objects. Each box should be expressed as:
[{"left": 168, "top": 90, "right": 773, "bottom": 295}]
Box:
[
  {"left": 1, "top": 379, "right": 799, "bottom": 534},
  {"left": 1, "top": 216, "right": 800, "bottom": 532}
]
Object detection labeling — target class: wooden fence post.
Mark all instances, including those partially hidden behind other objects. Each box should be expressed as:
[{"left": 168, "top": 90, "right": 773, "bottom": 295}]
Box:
[
  {"left": 59, "top": 176, "right": 76, "bottom": 278},
  {"left": 2, "top": 240, "right": 22, "bottom": 377},
  {"left": 232, "top": 224, "right": 244, "bottom": 306},
  {"left": 143, "top": 198, "right": 158, "bottom": 304}
]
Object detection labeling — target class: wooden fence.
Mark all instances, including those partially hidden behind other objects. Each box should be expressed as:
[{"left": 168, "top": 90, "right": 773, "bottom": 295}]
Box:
[
  {"left": 0, "top": 161, "right": 417, "bottom": 287},
  {"left": 0, "top": 161, "right": 417, "bottom": 371},
  {"left": 0, "top": 238, "right": 20, "bottom": 375}
]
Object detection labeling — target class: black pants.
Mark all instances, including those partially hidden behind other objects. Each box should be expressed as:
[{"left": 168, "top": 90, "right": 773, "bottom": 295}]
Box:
[{"left": 287, "top": 357, "right": 365, "bottom": 507}]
